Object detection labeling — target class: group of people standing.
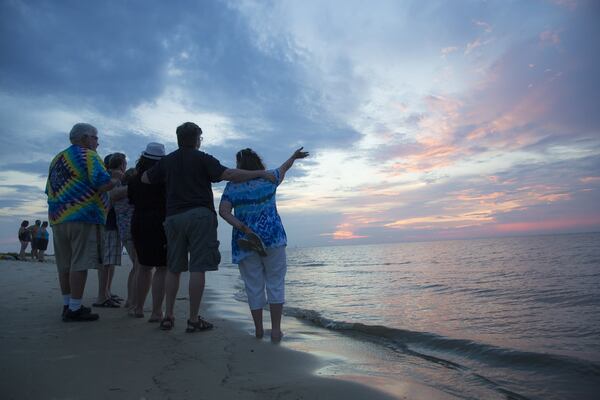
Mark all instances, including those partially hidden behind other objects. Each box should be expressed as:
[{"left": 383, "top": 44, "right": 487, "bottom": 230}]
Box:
[
  {"left": 45, "top": 121, "right": 307, "bottom": 341},
  {"left": 17, "top": 219, "right": 49, "bottom": 261}
]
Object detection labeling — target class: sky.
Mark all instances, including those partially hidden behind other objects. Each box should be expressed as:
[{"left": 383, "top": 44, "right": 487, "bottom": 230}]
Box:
[{"left": 1, "top": 0, "right": 599, "bottom": 252}]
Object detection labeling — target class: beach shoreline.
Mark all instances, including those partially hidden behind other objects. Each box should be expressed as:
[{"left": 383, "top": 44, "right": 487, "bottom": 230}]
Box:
[{"left": 0, "top": 258, "right": 447, "bottom": 400}]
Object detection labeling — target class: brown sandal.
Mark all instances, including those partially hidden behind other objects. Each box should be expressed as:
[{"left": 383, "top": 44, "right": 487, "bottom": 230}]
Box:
[
  {"left": 159, "top": 317, "right": 174, "bottom": 330},
  {"left": 186, "top": 316, "right": 214, "bottom": 333}
]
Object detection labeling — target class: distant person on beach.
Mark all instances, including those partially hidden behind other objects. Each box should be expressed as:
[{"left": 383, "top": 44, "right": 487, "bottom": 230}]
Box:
[
  {"left": 94, "top": 153, "right": 127, "bottom": 309},
  {"left": 36, "top": 221, "right": 49, "bottom": 262},
  {"left": 29, "top": 220, "right": 41, "bottom": 260},
  {"left": 128, "top": 143, "right": 168, "bottom": 322},
  {"left": 219, "top": 147, "right": 308, "bottom": 341},
  {"left": 112, "top": 167, "right": 137, "bottom": 311},
  {"left": 17, "top": 220, "right": 31, "bottom": 260},
  {"left": 45, "top": 122, "right": 121, "bottom": 322},
  {"left": 141, "top": 122, "right": 276, "bottom": 332}
]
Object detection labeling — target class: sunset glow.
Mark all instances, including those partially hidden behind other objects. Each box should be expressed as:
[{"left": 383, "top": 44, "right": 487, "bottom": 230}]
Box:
[{"left": 0, "top": 0, "right": 598, "bottom": 249}]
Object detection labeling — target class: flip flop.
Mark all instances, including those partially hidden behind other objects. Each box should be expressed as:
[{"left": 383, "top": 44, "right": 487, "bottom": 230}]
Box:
[
  {"left": 237, "top": 232, "right": 267, "bottom": 256},
  {"left": 110, "top": 295, "right": 123, "bottom": 303},
  {"left": 92, "top": 299, "right": 120, "bottom": 308}
]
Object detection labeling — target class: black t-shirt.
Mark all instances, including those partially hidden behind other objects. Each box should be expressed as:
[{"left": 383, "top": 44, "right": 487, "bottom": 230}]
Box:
[
  {"left": 128, "top": 175, "right": 166, "bottom": 219},
  {"left": 146, "top": 148, "right": 227, "bottom": 217}
]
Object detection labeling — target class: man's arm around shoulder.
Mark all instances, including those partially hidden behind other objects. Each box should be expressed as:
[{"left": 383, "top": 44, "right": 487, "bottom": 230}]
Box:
[{"left": 220, "top": 168, "right": 276, "bottom": 183}]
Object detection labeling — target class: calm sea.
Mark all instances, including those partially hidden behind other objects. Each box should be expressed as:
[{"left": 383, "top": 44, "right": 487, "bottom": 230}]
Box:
[{"left": 228, "top": 232, "right": 600, "bottom": 400}]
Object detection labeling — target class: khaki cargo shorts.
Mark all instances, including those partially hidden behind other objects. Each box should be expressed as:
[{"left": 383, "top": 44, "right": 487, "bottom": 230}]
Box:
[
  {"left": 52, "top": 222, "right": 104, "bottom": 273},
  {"left": 163, "top": 207, "right": 221, "bottom": 273}
]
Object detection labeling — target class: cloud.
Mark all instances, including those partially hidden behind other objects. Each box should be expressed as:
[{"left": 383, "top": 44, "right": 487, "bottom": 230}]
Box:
[
  {"left": 0, "top": 0, "right": 361, "bottom": 154},
  {"left": 1, "top": 0, "right": 599, "bottom": 250},
  {"left": 2, "top": 161, "right": 52, "bottom": 177},
  {"left": 550, "top": 0, "right": 578, "bottom": 10},
  {"left": 540, "top": 30, "right": 561, "bottom": 45},
  {"left": 474, "top": 20, "right": 493, "bottom": 33},
  {"left": 321, "top": 223, "right": 369, "bottom": 240}
]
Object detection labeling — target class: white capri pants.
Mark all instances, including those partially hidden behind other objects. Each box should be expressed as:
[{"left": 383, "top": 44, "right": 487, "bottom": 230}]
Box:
[{"left": 238, "top": 246, "right": 287, "bottom": 310}]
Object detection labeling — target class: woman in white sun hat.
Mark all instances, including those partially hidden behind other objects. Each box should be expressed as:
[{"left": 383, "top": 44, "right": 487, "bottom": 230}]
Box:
[{"left": 127, "top": 142, "right": 168, "bottom": 322}]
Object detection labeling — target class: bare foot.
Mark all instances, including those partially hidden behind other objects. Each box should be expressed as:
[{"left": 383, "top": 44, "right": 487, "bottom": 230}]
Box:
[
  {"left": 148, "top": 313, "right": 163, "bottom": 323},
  {"left": 255, "top": 328, "right": 264, "bottom": 339},
  {"left": 129, "top": 308, "right": 144, "bottom": 318},
  {"left": 270, "top": 330, "right": 283, "bottom": 343}
]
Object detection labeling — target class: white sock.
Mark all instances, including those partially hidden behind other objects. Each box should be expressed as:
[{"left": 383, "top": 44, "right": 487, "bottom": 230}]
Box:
[
  {"left": 63, "top": 294, "right": 70, "bottom": 306},
  {"left": 69, "top": 298, "right": 82, "bottom": 312}
]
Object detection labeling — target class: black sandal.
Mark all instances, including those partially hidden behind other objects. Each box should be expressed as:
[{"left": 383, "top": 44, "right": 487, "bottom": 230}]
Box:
[
  {"left": 92, "top": 299, "right": 120, "bottom": 308},
  {"left": 159, "top": 317, "right": 174, "bottom": 330},
  {"left": 186, "top": 316, "right": 214, "bottom": 333}
]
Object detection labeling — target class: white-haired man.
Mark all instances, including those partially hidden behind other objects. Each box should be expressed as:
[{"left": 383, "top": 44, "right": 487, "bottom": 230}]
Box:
[{"left": 46, "top": 123, "right": 121, "bottom": 322}]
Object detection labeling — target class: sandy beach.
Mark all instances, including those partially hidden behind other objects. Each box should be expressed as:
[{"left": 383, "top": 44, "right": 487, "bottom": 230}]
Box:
[{"left": 0, "top": 258, "right": 429, "bottom": 400}]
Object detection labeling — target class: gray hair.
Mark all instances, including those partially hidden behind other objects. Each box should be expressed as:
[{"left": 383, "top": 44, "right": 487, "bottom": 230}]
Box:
[{"left": 69, "top": 123, "right": 97, "bottom": 143}]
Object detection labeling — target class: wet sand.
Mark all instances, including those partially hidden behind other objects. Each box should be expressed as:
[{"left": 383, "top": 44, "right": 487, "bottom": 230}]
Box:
[{"left": 0, "top": 259, "right": 404, "bottom": 400}]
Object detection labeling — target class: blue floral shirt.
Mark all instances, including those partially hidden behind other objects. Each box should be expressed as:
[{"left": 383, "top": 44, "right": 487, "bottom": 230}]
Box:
[{"left": 221, "top": 169, "right": 287, "bottom": 263}]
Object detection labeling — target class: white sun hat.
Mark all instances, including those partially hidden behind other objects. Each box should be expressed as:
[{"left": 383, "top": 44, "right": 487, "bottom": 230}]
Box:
[{"left": 141, "top": 142, "right": 165, "bottom": 160}]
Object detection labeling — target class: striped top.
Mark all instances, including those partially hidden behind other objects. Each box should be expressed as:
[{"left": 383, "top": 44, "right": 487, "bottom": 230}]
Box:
[
  {"left": 113, "top": 183, "right": 134, "bottom": 241},
  {"left": 46, "top": 145, "right": 111, "bottom": 225},
  {"left": 221, "top": 168, "right": 287, "bottom": 263}
]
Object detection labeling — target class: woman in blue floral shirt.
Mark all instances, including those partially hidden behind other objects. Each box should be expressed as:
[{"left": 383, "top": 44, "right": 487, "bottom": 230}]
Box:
[{"left": 219, "top": 147, "right": 308, "bottom": 341}]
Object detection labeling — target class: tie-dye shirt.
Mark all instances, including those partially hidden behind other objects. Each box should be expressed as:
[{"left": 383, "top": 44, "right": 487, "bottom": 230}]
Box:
[
  {"left": 46, "top": 145, "right": 111, "bottom": 225},
  {"left": 221, "top": 169, "right": 287, "bottom": 263}
]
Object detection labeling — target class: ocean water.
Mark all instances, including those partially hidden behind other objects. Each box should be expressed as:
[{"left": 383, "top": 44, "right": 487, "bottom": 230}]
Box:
[{"left": 228, "top": 232, "right": 600, "bottom": 400}]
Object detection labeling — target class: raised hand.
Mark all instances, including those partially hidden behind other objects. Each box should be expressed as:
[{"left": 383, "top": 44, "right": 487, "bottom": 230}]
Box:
[{"left": 292, "top": 147, "right": 309, "bottom": 160}]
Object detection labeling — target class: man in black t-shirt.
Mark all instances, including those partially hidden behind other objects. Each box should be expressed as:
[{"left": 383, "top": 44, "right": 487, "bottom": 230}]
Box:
[{"left": 143, "top": 122, "right": 274, "bottom": 332}]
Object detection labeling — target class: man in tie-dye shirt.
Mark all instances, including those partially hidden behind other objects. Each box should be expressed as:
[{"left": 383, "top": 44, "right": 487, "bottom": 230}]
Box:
[{"left": 46, "top": 123, "right": 121, "bottom": 322}]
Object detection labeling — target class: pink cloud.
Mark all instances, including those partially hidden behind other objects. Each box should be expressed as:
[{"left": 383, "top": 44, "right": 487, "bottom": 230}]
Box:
[
  {"left": 495, "top": 216, "right": 600, "bottom": 233},
  {"left": 441, "top": 46, "right": 458, "bottom": 57},
  {"left": 540, "top": 30, "right": 561, "bottom": 45},
  {"left": 579, "top": 176, "right": 600, "bottom": 184},
  {"left": 332, "top": 230, "right": 369, "bottom": 240},
  {"left": 551, "top": 0, "right": 577, "bottom": 10},
  {"left": 465, "top": 38, "right": 482, "bottom": 55},
  {"left": 321, "top": 223, "right": 369, "bottom": 240}
]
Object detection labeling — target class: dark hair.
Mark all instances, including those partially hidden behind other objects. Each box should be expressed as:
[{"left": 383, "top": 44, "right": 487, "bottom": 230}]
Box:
[
  {"left": 35, "top": 220, "right": 41, "bottom": 225},
  {"left": 108, "top": 152, "right": 126, "bottom": 170},
  {"left": 21, "top": 220, "right": 29, "bottom": 227},
  {"left": 103, "top": 153, "right": 112, "bottom": 168},
  {"left": 41, "top": 221, "right": 48, "bottom": 227},
  {"left": 122, "top": 168, "right": 137, "bottom": 184},
  {"left": 136, "top": 156, "right": 158, "bottom": 175},
  {"left": 236, "top": 148, "right": 265, "bottom": 171},
  {"left": 176, "top": 122, "right": 202, "bottom": 148}
]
